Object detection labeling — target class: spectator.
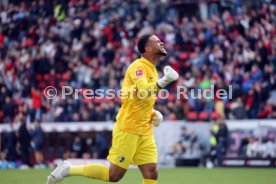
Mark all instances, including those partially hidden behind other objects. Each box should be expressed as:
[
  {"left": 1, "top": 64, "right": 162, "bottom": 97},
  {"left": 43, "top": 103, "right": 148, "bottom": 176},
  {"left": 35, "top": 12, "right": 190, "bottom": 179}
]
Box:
[
  {"left": 18, "top": 120, "right": 31, "bottom": 168},
  {"left": 206, "top": 117, "right": 228, "bottom": 167},
  {"left": 4, "top": 124, "right": 17, "bottom": 163},
  {"left": 206, "top": 129, "right": 218, "bottom": 168},
  {"left": 2, "top": 97, "right": 14, "bottom": 123},
  {"left": 92, "top": 132, "right": 110, "bottom": 159},
  {"left": 169, "top": 127, "right": 189, "bottom": 155},
  {"left": 31, "top": 87, "right": 42, "bottom": 121},
  {"left": 169, "top": 127, "right": 199, "bottom": 157},
  {"left": 0, "top": 152, "right": 8, "bottom": 169},
  {"left": 70, "top": 135, "right": 84, "bottom": 158},
  {"left": 216, "top": 117, "right": 228, "bottom": 157},
  {"left": 229, "top": 97, "right": 248, "bottom": 119},
  {"left": 246, "top": 136, "right": 259, "bottom": 158},
  {"left": 30, "top": 121, "right": 45, "bottom": 168}
]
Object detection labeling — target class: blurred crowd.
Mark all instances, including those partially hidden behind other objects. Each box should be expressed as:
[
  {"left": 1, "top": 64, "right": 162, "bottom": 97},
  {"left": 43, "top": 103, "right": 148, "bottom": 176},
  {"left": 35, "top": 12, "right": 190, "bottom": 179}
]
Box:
[
  {"left": 0, "top": 120, "right": 111, "bottom": 169},
  {"left": 238, "top": 130, "right": 276, "bottom": 158},
  {"left": 0, "top": 0, "right": 276, "bottom": 124},
  {"left": 245, "top": 136, "right": 276, "bottom": 158},
  {"left": 1, "top": 121, "right": 44, "bottom": 168}
]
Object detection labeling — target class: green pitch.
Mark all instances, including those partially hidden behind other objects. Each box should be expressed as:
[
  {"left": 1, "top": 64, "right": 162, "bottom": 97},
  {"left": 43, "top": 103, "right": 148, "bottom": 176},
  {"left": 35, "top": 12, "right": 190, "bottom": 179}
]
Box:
[{"left": 0, "top": 168, "right": 275, "bottom": 184}]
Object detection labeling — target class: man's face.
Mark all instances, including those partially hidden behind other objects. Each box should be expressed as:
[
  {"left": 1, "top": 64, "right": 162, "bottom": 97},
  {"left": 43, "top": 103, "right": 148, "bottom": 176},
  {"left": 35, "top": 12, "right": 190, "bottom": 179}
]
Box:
[
  {"left": 181, "top": 127, "right": 187, "bottom": 134},
  {"left": 146, "top": 35, "right": 167, "bottom": 56}
]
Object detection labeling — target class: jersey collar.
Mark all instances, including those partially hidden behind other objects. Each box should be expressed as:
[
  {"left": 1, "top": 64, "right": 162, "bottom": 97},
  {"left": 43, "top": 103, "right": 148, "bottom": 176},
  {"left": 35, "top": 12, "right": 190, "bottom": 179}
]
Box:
[{"left": 140, "top": 57, "right": 155, "bottom": 68}]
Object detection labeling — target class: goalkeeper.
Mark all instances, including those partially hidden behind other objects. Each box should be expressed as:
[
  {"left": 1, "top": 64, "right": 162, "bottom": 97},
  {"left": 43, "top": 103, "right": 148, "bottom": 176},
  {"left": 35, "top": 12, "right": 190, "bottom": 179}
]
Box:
[{"left": 46, "top": 34, "right": 179, "bottom": 184}]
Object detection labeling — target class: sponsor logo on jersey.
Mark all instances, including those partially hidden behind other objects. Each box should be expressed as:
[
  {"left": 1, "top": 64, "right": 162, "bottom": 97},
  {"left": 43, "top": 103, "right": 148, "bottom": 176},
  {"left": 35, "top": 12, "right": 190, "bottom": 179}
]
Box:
[{"left": 135, "top": 69, "right": 143, "bottom": 77}]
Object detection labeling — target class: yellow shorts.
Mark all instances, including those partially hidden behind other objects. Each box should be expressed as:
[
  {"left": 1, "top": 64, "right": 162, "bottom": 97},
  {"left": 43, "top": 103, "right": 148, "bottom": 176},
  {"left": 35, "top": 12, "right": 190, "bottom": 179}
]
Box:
[{"left": 107, "top": 124, "right": 157, "bottom": 169}]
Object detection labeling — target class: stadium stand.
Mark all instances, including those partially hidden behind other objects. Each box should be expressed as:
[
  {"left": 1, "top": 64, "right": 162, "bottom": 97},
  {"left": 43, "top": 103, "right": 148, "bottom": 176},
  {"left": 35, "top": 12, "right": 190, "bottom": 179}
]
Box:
[
  {"left": 0, "top": 0, "right": 276, "bottom": 169},
  {"left": 0, "top": 0, "right": 275, "bottom": 124}
]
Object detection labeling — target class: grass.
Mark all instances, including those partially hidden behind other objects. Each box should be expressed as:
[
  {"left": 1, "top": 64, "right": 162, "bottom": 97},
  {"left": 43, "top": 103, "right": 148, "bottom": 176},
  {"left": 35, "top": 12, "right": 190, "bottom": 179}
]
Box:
[{"left": 0, "top": 168, "right": 275, "bottom": 184}]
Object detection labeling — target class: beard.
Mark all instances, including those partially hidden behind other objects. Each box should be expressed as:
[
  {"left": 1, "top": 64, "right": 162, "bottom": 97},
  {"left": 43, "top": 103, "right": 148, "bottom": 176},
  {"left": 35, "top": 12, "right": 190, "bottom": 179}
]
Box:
[{"left": 157, "top": 50, "right": 167, "bottom": 56}]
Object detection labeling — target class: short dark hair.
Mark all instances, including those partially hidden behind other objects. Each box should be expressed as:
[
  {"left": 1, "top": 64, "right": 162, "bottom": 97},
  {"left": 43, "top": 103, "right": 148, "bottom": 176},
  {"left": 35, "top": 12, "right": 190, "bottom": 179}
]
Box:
[{"left": 137, "top": 34, "right": 153, "bottom": 54}]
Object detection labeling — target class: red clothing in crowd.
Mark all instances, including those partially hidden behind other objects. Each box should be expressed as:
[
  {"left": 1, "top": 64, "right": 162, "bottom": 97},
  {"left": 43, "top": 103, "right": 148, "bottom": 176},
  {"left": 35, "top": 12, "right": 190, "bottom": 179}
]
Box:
[{"left": 31, "top": 89, "right": 42, "bottom": 110}]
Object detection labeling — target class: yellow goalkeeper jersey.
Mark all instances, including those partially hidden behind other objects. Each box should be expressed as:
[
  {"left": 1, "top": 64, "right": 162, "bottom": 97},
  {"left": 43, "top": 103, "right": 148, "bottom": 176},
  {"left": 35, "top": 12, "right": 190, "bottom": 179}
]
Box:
[{"left": 116, "top": 57, "right": 160, "bottom": 135}]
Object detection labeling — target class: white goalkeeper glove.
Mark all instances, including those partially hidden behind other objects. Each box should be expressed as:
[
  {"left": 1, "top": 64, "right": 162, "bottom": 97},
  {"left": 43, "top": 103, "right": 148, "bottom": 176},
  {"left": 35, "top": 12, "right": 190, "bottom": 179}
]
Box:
[
  {"left": 151, "top": 109, "right": 163, "bottom": 127},
  {"left": 157, "top": 66, "right": 179, "bottom": 88}
]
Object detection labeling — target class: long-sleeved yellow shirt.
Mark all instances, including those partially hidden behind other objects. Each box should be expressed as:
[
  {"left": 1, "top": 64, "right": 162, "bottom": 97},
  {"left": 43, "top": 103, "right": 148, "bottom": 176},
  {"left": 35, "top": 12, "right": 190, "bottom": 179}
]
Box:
[{"left": 116, "top": 57, "right": 160, "bottom": 135}]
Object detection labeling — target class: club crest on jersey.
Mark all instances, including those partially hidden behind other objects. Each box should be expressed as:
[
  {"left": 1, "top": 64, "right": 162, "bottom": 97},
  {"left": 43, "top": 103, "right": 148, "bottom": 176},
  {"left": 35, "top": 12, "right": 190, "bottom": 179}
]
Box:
[
  {"left": 135, "top": 69, "right": 143, "bottom": 78},
  {"left": 119, "top": 156, "right": 125, "bottom": 162}
]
